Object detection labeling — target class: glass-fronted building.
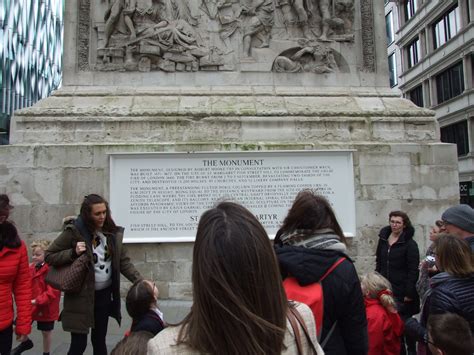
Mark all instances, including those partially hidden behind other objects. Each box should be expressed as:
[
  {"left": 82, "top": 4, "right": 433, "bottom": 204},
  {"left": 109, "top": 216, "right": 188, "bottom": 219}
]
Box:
[{"left": 1, "top": 0, "right": 63, "bottom": 144}]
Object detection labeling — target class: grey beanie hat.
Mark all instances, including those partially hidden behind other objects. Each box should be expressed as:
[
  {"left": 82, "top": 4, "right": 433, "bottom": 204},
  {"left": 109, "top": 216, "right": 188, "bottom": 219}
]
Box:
[{"left": 441, "top": 204, "right": 474, "bottom": 233}]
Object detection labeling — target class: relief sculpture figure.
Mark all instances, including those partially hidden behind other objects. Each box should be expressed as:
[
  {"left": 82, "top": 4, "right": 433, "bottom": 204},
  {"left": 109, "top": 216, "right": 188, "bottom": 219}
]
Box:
[
  {"left": 275, "top": 0, "right": 312, "bottom": 38},
  {"left": 98, "top": 0, "right": 212, "bottom": 72},
  {"left": 273, "top": 41, "right": 338, "bottom": 73},
  {"left": 122, "top": 0, "right": 165, "bottom": 40},
  {"left": 103, "top": 0, "right": 125, "bottom": 48},
  {"left": 241, "top": 0, "right": 275, "bottom": 59},
  {"left": 95, "top": 0, "right": 353, "bottom": 71},
  {"left": 315, "top": 0, "right": 331, "bottom": 40},
  {"left": 332, "top": 0, "right": 354, "bottom": 40},
  {"left": 314, "top": 0, "right": 355, "bottom": 41}
]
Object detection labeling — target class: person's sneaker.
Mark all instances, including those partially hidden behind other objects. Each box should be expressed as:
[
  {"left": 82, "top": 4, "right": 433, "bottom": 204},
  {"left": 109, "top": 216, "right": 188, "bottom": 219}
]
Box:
[{"left": 10, "top": 339, "right": 33, "bottom": 355}]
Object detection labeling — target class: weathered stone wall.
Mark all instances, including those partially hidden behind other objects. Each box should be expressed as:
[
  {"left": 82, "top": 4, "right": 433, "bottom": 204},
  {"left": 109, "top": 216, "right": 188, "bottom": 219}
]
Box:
[
  {"left": 0, "top": 0, "right": 460, "bottom": 301},
  {"left": 1, "top": 86, "right": 459, "bottom": 299}
]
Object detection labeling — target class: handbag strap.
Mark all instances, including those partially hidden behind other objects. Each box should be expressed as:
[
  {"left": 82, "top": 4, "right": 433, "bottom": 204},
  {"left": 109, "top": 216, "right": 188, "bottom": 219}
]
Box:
[
  {"left": 287, "top": 308, "right": 303, "bottom": 355},
  {"left": 288, "top": 303, "right": 320, "bottom": 354}
]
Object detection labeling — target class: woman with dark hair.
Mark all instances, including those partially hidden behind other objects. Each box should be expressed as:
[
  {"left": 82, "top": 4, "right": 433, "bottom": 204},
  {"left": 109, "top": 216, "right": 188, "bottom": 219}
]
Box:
[
  {"left": 148, "top": 201, "right": 323, "bottom": 355},
  {"left": 274, "top": 190, "right": 368, "bottom": 355},
  {"left": 45, "top": 194, "right": 142, "bottom": 355},
  {"left": 405, "top": 234, "right": 474, "bottom": 354},
  {"left": 125, "top": 279, "right": 164, "bottom": 335},
  {"left": 376, "top": 211, "right": 420, "bottom": 317},
  {"left": 0, "top": 194, "right": 31, "bottom": 354}
]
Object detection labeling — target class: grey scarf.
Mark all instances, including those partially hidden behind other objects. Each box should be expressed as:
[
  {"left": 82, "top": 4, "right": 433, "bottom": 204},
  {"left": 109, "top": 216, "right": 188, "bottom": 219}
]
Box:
[{"left": 279, "top": 228, "right": 347, "bottom": 253}]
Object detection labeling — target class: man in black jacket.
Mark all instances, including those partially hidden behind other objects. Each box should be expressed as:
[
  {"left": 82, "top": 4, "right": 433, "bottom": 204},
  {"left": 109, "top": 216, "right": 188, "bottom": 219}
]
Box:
[{"left": 441, "top": 204, "right": 474, "bottom": 251}]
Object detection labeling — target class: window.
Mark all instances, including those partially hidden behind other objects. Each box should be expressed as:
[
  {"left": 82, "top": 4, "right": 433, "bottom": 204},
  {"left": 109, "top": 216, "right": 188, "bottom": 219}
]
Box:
[
  {"left": 433, "top": 5, "right": 461, "bottom": 49},
  {"left": 408, "top": 85, "right": 423, "bottom": 107},
  {"left": 386, "top": 12, "right": 394, "bottom": 45},
  {"left": 441, "top": 120, "right": 469, "bottom": 156},
  {"left": 407, "top": 37, "right": 420, "bottom": 68},
  {"left": 436, "top": 62, "right": 464, "bottom": 104},
  {"left": 388, "top": 53, "right": 397, "bottom": 87},
  {"left": 405, "top": 0, "right": 418, "bottom": 21}
]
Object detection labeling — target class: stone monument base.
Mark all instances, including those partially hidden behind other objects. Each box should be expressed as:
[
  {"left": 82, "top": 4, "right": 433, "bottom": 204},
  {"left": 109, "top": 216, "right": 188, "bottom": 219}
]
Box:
[{"left": 1, "top": 86, "right": 459, "bottom": 300}]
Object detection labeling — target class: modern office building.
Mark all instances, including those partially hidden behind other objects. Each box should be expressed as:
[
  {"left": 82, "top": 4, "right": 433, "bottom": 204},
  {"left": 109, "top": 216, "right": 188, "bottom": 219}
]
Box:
[
  {"left": 385, "top": 0, "right": 474, "bottom": 206},
  {"left": 1, "top": 0, "right": 63, "bottom": 144}
]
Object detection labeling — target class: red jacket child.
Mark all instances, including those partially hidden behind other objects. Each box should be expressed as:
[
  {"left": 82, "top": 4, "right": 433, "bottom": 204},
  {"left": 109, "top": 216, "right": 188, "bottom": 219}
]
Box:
[
  {"left": 30, "top": 262, "right": 60, "bottom": 322},
  {"left": 365, "top": 296, "right": 404, "bottom": 355}
]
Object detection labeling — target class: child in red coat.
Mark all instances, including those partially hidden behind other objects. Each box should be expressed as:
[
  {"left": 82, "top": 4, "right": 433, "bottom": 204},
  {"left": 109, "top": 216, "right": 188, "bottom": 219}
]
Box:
[
  {"left": 361, "top": 272, "right": 404, "bottom": 355},
  {"left": 11, "top": 240, "right": 61, "bottom": 355}
]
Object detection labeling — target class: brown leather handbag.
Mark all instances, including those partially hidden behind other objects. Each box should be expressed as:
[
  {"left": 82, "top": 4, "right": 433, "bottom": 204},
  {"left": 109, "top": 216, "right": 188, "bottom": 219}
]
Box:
[{"left": 45, "top": 253, "right": 89, "bottom": 293}]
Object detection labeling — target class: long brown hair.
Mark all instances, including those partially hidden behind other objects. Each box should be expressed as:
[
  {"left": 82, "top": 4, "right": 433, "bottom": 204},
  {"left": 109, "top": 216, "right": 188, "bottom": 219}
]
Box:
[
  {"left": 435, "top": 234, "right": 474, "bottom": 277},
  {"left": 275, "top": 189, "right": 346, "bottom": 245},
  {"left": 80, "top": 194, "right": 117, "bottom": 233},
  {"left": 177, "top": 202, "right": 287, "bottom": 354}
]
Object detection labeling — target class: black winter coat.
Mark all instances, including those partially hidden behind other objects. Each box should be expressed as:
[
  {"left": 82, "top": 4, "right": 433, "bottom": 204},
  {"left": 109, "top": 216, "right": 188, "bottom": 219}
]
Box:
[
  {"left": 430, "top": 273, "right": 474, "bottom": 332},
  {"left": 405, "top": 272, "right": 474, "bottom": 355},
  {"left": 131, "top": 309, "right": 165, "bottom": 335},
  {"left": 376, "top": 226, "right": 420, "bottom": 315},
  {"left": 275, "top": 246, "right": 368, "bottom": 355}
]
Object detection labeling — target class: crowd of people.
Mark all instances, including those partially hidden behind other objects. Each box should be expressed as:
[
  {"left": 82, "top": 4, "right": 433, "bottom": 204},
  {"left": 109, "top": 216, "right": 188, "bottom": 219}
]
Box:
[{"left": 0, "top": 190, "right": 473, "bottom": 355}]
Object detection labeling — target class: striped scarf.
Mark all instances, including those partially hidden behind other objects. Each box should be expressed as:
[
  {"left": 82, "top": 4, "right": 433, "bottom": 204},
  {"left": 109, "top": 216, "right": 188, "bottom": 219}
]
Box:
[{"left": 279, "top": 228, "right": 347, "bottom": 253}]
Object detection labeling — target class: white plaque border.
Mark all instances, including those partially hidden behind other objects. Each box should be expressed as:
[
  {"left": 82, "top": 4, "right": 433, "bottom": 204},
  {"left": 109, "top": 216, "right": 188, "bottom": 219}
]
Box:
[{"left": 109, "top": 150, "right": 357, "bottom": 243}]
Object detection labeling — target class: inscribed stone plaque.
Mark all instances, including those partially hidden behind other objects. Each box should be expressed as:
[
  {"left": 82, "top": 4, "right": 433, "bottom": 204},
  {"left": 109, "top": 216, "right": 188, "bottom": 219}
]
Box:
[{"left": 110, "top": 151, "right": 356, "bottom": 242}]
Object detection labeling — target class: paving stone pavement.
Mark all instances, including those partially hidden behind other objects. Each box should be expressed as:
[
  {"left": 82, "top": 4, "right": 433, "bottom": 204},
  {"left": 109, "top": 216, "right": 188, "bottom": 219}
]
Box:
[{"left": 16, "top": 299, "right": 192, "bottom": 355}]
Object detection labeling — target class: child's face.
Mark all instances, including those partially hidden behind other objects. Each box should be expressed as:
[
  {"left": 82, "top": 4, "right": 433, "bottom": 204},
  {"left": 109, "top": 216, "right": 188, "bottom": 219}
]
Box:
[
  {"left": 32, "top": 247, "right": 45, "bottom": 264},
  {"left": 145, "top": 280, "right": 159, "bottom": 301}
]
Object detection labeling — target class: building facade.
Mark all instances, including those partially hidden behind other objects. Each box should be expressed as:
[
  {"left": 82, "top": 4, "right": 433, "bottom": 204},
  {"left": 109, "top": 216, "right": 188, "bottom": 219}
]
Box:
[
  {"left": 385, "top": 0, "right": 474, "bottom": 206},
  {"left": 0, "top": 0, "right": 63, "bottom": 144}
]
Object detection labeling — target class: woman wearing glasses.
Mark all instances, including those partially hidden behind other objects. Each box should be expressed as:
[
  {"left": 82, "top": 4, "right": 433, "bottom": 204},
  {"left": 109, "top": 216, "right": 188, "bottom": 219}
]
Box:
[{"left": 376, "top": 211, "right": 420, "bottom": 355}]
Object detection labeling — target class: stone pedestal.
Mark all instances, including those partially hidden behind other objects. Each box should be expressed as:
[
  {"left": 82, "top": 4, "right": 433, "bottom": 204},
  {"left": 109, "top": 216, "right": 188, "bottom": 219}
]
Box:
[
  {"left": 0, "top": 0, "right": 460, "bottom": 300},
  {"left": 2, "top": 85, "right": 459, "bottom": 298}
]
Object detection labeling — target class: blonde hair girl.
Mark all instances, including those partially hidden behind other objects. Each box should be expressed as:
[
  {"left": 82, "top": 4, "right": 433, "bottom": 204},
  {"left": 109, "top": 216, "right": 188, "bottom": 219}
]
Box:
[
  {"left": 361, "top": 272, "right": 404, "bottom": 355},
  {"left": 361, "top": 272, "right": 397, "bottom": 312}
]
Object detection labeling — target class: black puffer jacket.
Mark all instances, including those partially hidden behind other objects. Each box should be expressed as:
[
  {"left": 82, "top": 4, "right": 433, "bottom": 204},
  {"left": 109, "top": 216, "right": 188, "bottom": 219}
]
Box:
[
  {"left": 405, "top": 272, "right": 474, "bottom": 355},
  {"left": 430, "top": 273, "right": 474, "bottom": 332},
  {"left": 275, "top": 246, "right": 368, "bottom": 355},
  {"left": 376, "top": 226, "right": 420, "bottom": 314}
]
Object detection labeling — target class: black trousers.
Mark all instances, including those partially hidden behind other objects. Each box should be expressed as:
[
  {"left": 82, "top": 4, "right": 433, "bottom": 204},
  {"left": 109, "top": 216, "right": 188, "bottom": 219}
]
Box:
[
  {"left": 398, "top": 300, "right": 418, "bottom": 355},
  {"left": 0, "top": 324, "right": 12, "bottom": 355},
  {"left": 67, "top": 287, "right": 112, "bottom": 355}
]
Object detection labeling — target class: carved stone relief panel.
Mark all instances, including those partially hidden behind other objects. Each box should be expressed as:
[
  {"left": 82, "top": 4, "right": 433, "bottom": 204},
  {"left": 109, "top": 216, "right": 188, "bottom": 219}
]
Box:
[{"left": 90, "top": 0, "right": 356, "bottom": 73}]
